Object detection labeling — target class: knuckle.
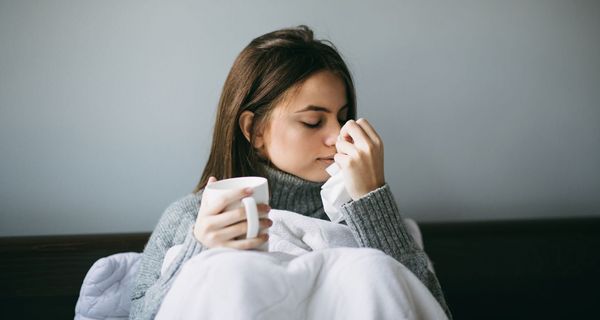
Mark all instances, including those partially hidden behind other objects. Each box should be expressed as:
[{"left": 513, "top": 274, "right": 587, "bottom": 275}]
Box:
[
  {"left": 238, "top": 207, "right": 247, "bottom": 219},
  {"left": 200, "top": 215, "right": 212, "bottom": 226},
  {"left": 238, "top": 222, "right": 248, "bottom": 233},
  {"left": 197, "top": 222, "right": 209, "bottom": 235},
  {"left": 374, "top": 138, "right": 382, "bottom": 148},
  {"left": 198, "top": 203, "right": 209, "bottom": 215},
  {"left": 362, "top": 144, "right": 372, "bottom": 156},
  {"left": 205, "top": 232, "right": 218, "bottom": 244},
  {"left": 215, "top": 198, "right": 227, "bottom": 210},
  {"left": 201, "top": 236, "right": 213, "bottom": 247}
]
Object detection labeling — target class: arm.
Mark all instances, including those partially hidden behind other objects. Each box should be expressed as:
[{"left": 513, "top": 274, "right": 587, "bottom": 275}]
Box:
[
  {"left": 340, "top": 184, "right": 453, "bottom": 320},
  {"left": 130, "top": 195, "right": 204, "bottom": 320},
  {"left": 131, "top": 182, "right": 271, "bottom": 319},
  {"left": 334, "top": 118, "right": 452, "bottom": 318}
]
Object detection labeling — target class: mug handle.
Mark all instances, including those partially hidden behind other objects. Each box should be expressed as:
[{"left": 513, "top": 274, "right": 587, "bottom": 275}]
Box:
[{"left": 241, "top": 197, "right": 259, "bottom": 239}]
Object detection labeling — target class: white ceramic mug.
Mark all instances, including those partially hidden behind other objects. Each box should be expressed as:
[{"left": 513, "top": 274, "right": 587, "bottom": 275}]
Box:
[{"left": 203, "top": 176, "right": 269, "bottom": 239}]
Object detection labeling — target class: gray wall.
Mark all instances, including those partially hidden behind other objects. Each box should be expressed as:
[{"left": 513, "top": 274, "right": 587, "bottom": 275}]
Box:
[{"left": 1, "top": 0, "right": 599, "bottom": 236}]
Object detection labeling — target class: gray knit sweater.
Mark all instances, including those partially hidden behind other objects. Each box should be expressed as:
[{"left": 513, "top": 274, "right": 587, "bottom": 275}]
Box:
[{"left": 130, "top": 164, "right": 452, "bottom": 319}]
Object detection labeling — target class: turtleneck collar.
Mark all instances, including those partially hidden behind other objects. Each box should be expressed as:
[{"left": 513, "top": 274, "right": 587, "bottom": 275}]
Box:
[{"left": 258, "top": 162, "right": 327, "bottom": 220}]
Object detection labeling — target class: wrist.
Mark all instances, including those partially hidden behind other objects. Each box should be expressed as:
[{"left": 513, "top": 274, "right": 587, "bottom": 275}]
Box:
[{"left": 351, "top": 182, "right": 386, "bottom": 201}]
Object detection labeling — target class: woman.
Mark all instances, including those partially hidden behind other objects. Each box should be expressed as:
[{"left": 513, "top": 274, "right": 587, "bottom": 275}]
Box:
[{"left": 130, "top": 25, "right": 452, "bottom": 319}]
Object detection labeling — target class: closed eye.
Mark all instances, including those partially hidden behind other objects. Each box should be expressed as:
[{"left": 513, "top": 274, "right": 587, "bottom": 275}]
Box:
[{"left": 302, "top": 121, "right": 322, "bottom": 128}]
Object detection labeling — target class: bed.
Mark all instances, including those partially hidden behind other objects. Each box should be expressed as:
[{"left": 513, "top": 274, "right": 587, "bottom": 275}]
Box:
[{"left": 1, "top": 217, "right": 599, "bottom": 319}]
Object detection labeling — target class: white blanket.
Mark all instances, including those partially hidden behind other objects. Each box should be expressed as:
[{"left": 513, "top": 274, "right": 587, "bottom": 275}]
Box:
[{"left": 157, "top": 210, "right": 446, "bottom": 320}]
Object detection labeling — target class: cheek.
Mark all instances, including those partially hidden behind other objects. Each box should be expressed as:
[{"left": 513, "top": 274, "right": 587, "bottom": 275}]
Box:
[
  {"left": 264, "top": 121, "right": 329, "bottom": 182},
  {"left": 268, "top": 124, "right": 315, "bottom": 159}
]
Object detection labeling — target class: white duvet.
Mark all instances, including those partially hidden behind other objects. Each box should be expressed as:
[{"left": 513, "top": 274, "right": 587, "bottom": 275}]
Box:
[
  {"left": 75, "top": 210, "right": 445, "bottom": 320},
  {"left": 156, "top": 210, "right": 446, "bottom": 319}
]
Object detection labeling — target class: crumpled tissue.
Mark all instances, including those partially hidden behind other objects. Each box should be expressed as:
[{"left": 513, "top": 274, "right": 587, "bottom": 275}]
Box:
[{"left": 320, "top": 162, "right": 352, "bottom": 223}]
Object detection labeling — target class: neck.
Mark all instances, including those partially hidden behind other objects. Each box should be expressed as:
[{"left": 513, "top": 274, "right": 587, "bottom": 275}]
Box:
[{"left": 259, "top": 162, "right": 326, "bottom": 219}]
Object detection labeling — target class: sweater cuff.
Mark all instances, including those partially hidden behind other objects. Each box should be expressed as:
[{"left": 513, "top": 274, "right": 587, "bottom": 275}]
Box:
[
  {"left": 178, "top": 227, "right": 204, "bottom": 264},
  {"left": 340, "top": 184, "right": 418, "bottom": 253}
]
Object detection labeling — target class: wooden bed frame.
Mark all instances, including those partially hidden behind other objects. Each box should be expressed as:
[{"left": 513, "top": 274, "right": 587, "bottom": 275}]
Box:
[{"left": 1, "top": 217, "right": 599, "bottom": 319}]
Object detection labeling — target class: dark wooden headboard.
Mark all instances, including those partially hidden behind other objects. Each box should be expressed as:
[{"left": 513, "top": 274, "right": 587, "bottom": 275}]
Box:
[{"left": 1, "top": 217, "right": 599, "bottom": 319}]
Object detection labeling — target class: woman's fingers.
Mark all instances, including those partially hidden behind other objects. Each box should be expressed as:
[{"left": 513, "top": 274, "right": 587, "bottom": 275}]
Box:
[
  {"left": 337, "top": 118, "right": 383, "bottom": 160},
  {"left": 208, "top": 204, "right": 271, "bottom": 229},
  {"left": 223, "top": 233, "right": 269, "bottom": 250},
  {"left": 339, "top": 119, "right": 371, "bottom": 149},
  {"left": 335, "top": 139, "right": 359, "bottom": 158},
  {"left": 214, "top": 218, "right": 273, "bottom": 242},
  {"left": 200, "top": 187, "right": 253, "bottom": 216},
  {"left": 355, "top": 118, "right": 382, "bottom": 146},
  {"left": 332, "top": 118, "right": 386, "bottom": 201}
]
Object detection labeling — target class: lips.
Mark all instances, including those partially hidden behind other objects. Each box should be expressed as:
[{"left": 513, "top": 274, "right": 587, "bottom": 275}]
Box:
[{"left": 317, "top": 155, "right": 335, "bottom": 160}]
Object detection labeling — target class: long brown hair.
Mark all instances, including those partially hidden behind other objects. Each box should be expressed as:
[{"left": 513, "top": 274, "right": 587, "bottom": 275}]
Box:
[{"left": 194, "top": 25, "right": 357, "bottom": 193}]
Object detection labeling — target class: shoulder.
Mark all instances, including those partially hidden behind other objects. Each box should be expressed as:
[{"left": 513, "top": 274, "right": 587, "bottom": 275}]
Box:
[{"left": 154, "top": 192, "right": 202, "bottom": 233}]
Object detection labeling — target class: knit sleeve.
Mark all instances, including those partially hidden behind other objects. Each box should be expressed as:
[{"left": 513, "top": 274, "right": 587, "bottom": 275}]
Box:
[
  {"left": 129, "top": 196, "right": 204, "bottom": 320},
  {"left": 339, "top": 184, "right": 453, "bottom": 319}
]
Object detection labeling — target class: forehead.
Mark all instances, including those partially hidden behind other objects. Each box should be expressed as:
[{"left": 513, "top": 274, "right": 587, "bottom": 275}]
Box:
[{"left": 279, "top": 70, "right": 348, "bottom": 114}]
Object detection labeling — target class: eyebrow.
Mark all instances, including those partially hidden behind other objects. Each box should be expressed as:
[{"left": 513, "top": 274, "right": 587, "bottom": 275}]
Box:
[{"left": 295, "top": 104, "right": 349, "bottom": 113}]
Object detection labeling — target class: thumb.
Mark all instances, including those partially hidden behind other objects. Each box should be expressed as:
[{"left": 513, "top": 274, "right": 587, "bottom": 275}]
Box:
[{"left": 207, "top": 176, "right": 217, "bottom": 185}]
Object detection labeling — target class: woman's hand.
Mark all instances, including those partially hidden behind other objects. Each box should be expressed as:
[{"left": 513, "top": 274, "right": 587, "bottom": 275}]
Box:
[
  {"left": 334, "top": 118, "right": 386, "bottom": 200},
  {"left": 193, "top": 177, "right": 272, "bottom": 250}
]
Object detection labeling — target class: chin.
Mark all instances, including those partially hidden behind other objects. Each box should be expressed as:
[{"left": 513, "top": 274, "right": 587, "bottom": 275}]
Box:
[
  {"left": 305, "top": 170, "right": 330, "bottom": 183},
  {"left": 309, "top": 176, "right": 328, "bottom": 183},
  {"left": 291, "top": 169, "right": 328, "bottom": 183},
  {"left": 276, "top": 164, "right": 329, "bottom": 183}
]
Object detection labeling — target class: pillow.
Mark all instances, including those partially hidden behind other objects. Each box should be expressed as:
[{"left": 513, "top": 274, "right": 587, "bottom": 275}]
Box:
[{"left": 74, "top": 252, "right": 141, "bottom": 320}]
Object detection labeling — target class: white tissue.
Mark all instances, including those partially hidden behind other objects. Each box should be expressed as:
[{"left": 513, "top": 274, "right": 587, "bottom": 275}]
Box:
[{"left": 320, "top": 162, "right": 352, "bottom": 223}]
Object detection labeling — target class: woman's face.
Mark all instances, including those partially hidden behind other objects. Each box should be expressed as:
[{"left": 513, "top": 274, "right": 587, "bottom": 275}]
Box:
[{"left": 260, "top": 70, "right": 349, "bottom": 182}]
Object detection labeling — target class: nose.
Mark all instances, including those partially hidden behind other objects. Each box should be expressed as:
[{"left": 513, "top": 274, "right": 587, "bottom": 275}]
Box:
[{"left": 324, "top": 119, "right": 341, "bottom": 147}]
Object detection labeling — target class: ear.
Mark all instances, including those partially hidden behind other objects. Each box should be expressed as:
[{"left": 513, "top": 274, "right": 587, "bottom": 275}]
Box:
[{"left": 239, "top": 111, "right": 264, "bottom": 149}]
